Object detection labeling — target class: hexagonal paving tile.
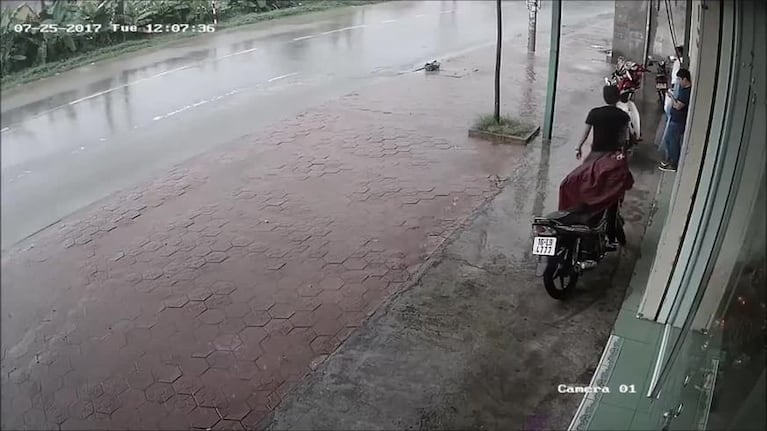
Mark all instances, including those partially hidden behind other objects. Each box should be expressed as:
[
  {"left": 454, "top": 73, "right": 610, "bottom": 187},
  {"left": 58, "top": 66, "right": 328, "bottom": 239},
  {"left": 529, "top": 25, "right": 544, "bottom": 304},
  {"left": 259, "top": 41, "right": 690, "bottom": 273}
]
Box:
[
  {"left": 67, "top": 399, "right": 94, "bottom": 420},
  {"left": 231, "top": 236, "right": 254, "bottom": 247},
  {"left": 182, "top": 301, "right": 208, "bottom": 318},
  {"left": 210, "top": 240, "right": 233, "bottom": 252},
  {"left": 205, "top": 294, "right": 233, "bottom": 309},
  {"left": 92, "top": 394, "right": 120, "bottom": 415},
  {"left": 248, "top": 296, "right": 276, "bottom": 311},
  {"left": 101, "top": 376, "right": 129, "bottom": 397},
  {"left": 222, "top": 302, "right": 251, "bottom": 319},
  {"left": 193, "top": 386, "right": 229, "bottom": 409},
  {"left": 142, "top": 268, "right": 164, "bottom": 280},
  {"left": 267, "top": 303, "right": 296, "bottom": 319},
  {"left": 289, "top": 311, "right": 314, "bottom": 328},
  {"left": 213, "top": 419, "right": 246, "bottom": 430},
  {"left": 311, "top": 335, "right": 341, "bottom": 355},
  {"left": 166, "top": 393, "right": 197, "bottom": 414},
  {"left": 190, "top": 245, "right": 213, "bottom": 258},
  {"left": 186, "top": 257, "right": 207, "bottom": 269},
  {"left": 318, "top": 276, "right": 344, "bottom": 291},
  {"left": 213, "top": 334, "right": 243, "bottom": 351},
  {"left": 205, "top": 251, "right": 229, "bottom": 263},
  {"left": 206, "top": 351, "right": 237, "bottom": 369},
  {"left": 188, "top": 286, "right": 214, "bottom": 301},
  {"left": 126, "top": 370, "right": 154, "bottom": 391},
  {"left": 153, "top": 365, "right": 182, "bottom": 384},
  {"left": 198, "top": 309, "right": 226, "bottom": 325},
  {"left": 172, "top": 375, "right": 203, "bottom": 396},
  {"left": 241, "top": 409, "right": 269, "bottom": 430},
  {"left": 238, "top": 327, "right": 268, "bottom": 345},
  {"left": 145, "top": 382, "right": 174, "bottom": 403},
  {"left": 313, "top": 303, "right": 344, "bottom": 320},
  {"left": 188, "top": 406, "right": 221, "bottom": 429},
  {"left": 77, "top": 383, "right": 104, "bottom": 402},
  {"left": 219, "top": 400, "right": 252, "bottom": 422},
  {"left": 219, "top": 317, "right": 247, "bottom": 335},
  {"left": 244, "top": 310, "right": 271, "bottom": 327},
  {"left": 262, "top": 319, "right": 294, "bottom": 337},
  {"left": 312, "top": 318, "right": 345, "bottom": 337},
  {"left": 212, "top": 281, "right": 236, "bottom": 295},
  {"left": 162, "top": 294, "right": 190, "bottom": 309}
]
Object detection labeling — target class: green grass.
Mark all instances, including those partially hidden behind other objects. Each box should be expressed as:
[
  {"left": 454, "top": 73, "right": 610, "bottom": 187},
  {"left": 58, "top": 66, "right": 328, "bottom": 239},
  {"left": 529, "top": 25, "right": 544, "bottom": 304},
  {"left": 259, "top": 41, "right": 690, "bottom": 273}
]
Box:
[
  {"left": 473, "top": 114, "right": 537, "bottom": 137},
  {"left": 1, "top": 0, "right": 380, "bottom": 91}
]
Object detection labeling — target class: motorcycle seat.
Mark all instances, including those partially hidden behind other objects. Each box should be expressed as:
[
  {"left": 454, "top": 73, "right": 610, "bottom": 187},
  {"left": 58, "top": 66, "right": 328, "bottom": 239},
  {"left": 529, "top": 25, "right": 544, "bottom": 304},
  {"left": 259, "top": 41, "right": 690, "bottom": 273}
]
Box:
[{"left": 541, "top": 210, "right": 601, "bottom": 227}]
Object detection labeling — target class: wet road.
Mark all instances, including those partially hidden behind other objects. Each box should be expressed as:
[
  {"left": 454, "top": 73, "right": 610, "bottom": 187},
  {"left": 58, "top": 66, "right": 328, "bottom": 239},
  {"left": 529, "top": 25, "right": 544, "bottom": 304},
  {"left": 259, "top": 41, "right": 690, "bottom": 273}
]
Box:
[{"left": 1, "top": 0, "right": 608, "bottom": 249}]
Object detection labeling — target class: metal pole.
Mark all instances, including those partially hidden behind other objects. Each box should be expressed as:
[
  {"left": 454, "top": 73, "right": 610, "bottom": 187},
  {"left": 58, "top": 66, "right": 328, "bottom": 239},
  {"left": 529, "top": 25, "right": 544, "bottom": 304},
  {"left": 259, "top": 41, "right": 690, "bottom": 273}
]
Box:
[
  {"left": 682, "top": 0, "right": 692, "bottom": 64},
  {"left": 527, "top": 0, "right": 539, "bottom": 52},
  {"left": 642, "top": 0, "right": 653, "bottom": 65},
  {"left": 493, "top": 0, "right": 502, "bottom": 121},
  {"left": 542, "top": 0, "right": 562, "bottom": 141}
]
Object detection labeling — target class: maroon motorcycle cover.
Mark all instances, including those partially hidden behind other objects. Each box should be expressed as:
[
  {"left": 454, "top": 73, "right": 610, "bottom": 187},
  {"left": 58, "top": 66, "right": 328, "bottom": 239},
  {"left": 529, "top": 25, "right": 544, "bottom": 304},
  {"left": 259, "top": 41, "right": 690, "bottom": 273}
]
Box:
[{"left": 558, "top": 152, "right": 634, "bottom": 213}]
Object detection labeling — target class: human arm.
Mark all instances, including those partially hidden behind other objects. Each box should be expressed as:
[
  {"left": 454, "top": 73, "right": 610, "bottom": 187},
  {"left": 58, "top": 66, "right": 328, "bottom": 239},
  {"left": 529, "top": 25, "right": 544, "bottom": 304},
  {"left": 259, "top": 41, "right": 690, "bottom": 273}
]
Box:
[
  {"left": 576, "top": 110, "right": 595, "bottom": 160},
  {"left": 576, "top": 124, "right": 592, "bottom": 160},
  {"left": 620, "top": 123, "right": 630, "bottom": 150},
  {"left": 667, "top": 88, "right": 689, "bottom": 110}
]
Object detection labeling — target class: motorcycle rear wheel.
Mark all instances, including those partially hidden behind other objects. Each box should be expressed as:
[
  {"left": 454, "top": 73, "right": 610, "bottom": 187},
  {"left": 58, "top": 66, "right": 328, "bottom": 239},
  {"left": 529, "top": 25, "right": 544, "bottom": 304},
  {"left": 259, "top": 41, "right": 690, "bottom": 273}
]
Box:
[{"left": 543, "top": 257, "right": 579, "bottom": 299}]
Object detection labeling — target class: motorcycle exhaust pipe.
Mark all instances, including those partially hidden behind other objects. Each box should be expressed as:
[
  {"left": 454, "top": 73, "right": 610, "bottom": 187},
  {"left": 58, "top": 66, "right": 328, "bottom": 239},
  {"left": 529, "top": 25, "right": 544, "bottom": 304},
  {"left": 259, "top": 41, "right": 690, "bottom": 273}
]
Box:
[{"left": 577, "top": 260, "right": 598, "bottom": 271}]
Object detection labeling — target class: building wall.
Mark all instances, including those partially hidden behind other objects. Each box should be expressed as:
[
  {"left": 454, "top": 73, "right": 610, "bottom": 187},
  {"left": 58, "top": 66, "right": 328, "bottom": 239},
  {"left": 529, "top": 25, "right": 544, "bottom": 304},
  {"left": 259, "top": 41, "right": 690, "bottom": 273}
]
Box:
[
  {"left": 611, "top": 0, "right": 651, "bottom": 62},
  {"left": 649, "top": 0, "right": 687, "bottom": 59},
  {"left": 612, "top": 0, "right": 688, "bottom": 63}
]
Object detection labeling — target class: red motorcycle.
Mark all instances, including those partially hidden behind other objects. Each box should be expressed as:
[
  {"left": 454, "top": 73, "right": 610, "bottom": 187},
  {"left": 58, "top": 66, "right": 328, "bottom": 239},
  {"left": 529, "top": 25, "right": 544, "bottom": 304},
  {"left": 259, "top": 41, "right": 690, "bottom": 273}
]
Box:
[
  {"left": 604, "top": 57, "right": 648, "bottom": 99},
  {"left": 604, "top": 57, "right": 646, "bottom": 143}
]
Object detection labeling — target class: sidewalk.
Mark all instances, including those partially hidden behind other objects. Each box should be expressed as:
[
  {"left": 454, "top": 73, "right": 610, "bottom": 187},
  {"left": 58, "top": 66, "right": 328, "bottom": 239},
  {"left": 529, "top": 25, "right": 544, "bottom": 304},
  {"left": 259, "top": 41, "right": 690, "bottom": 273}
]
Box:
[
  {"left": 0, "top": 10, "right": 636, "bottom": 431},
  {"left": 267, "top": 39, "right": 664, "bottom": 431}
]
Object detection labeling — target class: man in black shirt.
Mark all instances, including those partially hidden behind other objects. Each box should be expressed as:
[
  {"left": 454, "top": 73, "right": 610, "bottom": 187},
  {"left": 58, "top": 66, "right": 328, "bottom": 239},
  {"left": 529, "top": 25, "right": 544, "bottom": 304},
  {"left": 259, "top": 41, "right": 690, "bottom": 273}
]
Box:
[
  {"left": 575, "top": 85, "right": 631, "bottom": 161},
  {"left": 572, "top": 85, "right": 630, "bottom": 247}
]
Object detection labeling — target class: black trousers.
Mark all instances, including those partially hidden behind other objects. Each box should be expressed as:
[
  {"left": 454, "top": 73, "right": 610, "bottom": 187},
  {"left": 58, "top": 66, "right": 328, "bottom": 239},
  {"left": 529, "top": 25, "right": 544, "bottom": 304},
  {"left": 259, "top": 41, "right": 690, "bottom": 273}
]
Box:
[{"left": 605, "top": 203, "right": 619, "bottom": 242}]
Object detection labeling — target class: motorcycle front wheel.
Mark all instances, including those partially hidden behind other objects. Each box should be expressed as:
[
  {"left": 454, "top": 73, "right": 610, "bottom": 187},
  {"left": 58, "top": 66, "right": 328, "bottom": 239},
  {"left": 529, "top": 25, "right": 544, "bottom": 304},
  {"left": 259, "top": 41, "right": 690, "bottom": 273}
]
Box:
[{"left": 542, "top": 256, "right": 579, "bottom": 299}]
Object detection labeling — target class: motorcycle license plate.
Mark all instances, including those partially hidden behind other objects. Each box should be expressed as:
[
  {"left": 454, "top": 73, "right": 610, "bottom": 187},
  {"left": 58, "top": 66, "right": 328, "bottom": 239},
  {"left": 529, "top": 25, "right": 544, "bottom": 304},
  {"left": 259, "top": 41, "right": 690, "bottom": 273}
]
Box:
[
  {"left": 656, "top": 83, "right": 668, "bottom": 89},
  {"left": 532, "top": 237, "right": 557, "bottom": 256}
]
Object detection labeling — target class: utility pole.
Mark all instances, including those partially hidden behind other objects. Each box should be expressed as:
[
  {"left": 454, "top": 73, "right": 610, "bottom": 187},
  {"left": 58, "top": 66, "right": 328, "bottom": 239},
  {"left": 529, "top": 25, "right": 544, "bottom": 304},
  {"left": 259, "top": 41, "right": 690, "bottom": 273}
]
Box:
[
  {"left": 493, "top": 0, "right": 502, "bottom": 122},
  {"left": 527, "top": 0, "right": 539, "bottom": 52},
  {"left": 542, "top": 0, "right": 562, "bottom": 141}
]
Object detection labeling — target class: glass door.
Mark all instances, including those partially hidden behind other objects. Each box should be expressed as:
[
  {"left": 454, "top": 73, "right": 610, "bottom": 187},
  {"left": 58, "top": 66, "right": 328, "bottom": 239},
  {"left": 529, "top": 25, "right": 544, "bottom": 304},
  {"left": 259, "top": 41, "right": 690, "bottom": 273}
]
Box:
[{"left": 645, "top": 0, "right": 766, "bottom": 429}]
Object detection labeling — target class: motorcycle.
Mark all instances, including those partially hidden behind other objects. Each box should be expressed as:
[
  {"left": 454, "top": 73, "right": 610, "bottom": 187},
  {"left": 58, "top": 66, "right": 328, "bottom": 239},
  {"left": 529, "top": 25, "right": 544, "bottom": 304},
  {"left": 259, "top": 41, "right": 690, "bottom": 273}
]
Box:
[
  {"left": 654, "top": 60, "right": 670, "bottom": 105},
  {"left": 604, "top": 56, "right": 648, "bottom": 96},
  {"left": 531, "top": 204, "right": 626, "bottom": 299},
  {"left": 605, "top": 57, "right": 646, "bottom": 143},
  {"left": 531, "top": 149, "right": 633, "bottom": 300}
]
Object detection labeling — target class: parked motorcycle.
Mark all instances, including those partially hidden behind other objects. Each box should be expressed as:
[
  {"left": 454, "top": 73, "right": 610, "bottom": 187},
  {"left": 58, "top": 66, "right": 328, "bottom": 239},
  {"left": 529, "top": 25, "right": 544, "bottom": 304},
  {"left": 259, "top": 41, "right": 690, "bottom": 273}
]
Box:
[
  {"left": 531, "top": 205, "right": 626, "bottom": 299},
  {"left": 605, "top": 57, "right": 645, "bottom": 143},
  {"left": 654, "top": 60, "right": 670, "bottom": 105},
  {"left": 604, "top": 56, "right": 648, "bottom": 96},
  {"left": 531, "top": 150, "right": 633, "bottom": 300}
]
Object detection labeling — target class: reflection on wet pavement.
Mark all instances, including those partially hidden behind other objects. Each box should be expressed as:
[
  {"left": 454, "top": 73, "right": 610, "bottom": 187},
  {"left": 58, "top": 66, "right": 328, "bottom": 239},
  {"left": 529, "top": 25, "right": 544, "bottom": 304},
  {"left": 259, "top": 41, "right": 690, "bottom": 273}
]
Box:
[{"left": 1, "top": 0, "right": 612, "bottom": 249}]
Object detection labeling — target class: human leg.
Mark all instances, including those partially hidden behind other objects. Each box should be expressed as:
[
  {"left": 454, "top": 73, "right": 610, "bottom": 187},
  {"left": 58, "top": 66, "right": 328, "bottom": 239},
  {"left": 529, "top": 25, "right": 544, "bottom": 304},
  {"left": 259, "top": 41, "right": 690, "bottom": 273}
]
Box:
[{"left": 666, "top": 121, "right": 685, "bottom": 167}]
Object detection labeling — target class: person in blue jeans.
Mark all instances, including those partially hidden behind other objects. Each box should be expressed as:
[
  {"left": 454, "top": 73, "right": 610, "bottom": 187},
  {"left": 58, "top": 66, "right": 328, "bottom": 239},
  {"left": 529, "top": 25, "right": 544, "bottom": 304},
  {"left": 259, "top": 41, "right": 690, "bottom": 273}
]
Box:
[{"left": 660, "top": 68, "right": 692, "bottom": 172}]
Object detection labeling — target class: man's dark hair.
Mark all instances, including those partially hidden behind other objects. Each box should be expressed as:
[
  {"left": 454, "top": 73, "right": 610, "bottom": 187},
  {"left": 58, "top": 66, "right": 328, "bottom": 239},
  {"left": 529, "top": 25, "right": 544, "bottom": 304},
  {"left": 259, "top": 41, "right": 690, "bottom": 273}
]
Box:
[
  {"left": 676, "top": 68, "right": 692, "bottom": 81},
  {"left": 603, "top": 85, "right": 621, "bottom": 105}
]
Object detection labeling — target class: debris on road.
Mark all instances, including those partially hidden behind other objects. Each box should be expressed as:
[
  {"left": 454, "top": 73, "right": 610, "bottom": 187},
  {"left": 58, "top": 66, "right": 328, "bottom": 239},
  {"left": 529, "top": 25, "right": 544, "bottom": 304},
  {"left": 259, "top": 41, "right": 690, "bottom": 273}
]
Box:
[{"left": 416, "top": 60, "right": 441, "bottom": 72}]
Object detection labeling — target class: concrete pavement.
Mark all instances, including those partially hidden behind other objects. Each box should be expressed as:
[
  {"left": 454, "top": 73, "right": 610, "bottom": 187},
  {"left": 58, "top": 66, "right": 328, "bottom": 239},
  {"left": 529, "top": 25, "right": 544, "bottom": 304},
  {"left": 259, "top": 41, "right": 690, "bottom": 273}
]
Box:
[
  {"left": 0, "top": 2, "right": 656, "bottom": 431},
  {"left": 1, "top": 0, "right": 613, "bottom": 249},
  {"left": 266, "top": 14, "right": 664, "bottom": 431}
]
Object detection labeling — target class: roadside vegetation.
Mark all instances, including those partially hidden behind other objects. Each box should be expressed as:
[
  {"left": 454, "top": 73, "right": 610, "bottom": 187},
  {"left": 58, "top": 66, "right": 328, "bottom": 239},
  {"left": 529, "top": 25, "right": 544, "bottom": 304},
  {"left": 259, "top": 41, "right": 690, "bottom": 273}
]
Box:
[
  {"left": 473, "top": 114, "right": 537, "bottom": 137},
  {"left": 1, "top": 0, "right": 377, "bottom": 90}
]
